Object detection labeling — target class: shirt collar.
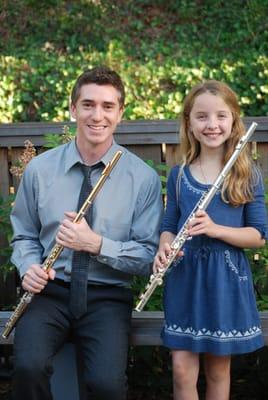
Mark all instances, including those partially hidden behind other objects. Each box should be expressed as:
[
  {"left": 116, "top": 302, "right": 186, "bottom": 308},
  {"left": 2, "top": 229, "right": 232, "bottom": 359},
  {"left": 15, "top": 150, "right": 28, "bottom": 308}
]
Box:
[
  {"left": 64, "top": 139, "right": 124, "bottom": 174},
  {"left": 64, "top": 139, "right": 84, "bottom": 173},
  {"left": 100, "top": 141, "right": 123, "bottom": 167}
]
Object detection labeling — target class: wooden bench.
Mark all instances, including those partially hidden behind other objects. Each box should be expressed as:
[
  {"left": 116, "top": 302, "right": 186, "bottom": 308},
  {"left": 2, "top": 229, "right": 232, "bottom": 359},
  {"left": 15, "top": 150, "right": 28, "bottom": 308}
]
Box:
[
  {"left": 1, "top": 310, "right": 268, "bottom": 399},
  {"left": 1, "top": 310, "right": 268, "bottom": 348}
]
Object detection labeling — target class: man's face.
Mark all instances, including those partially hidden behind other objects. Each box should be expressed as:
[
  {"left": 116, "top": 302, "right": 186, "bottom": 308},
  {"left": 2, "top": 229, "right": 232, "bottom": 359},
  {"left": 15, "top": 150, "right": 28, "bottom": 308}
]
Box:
[{"left": 71, "top": 83, "right": 123, "bottom": 151}]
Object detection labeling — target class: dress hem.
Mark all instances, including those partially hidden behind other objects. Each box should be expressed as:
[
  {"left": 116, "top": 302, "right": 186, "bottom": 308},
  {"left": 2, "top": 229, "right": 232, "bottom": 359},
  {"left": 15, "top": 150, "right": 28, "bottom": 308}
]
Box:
[{"left": 162, "top": 333, "right": 264, "bottom": 356}]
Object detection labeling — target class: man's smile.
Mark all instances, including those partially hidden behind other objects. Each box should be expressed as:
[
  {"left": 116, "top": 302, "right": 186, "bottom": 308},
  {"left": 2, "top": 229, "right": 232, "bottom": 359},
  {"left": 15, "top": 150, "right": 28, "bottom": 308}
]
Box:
[{"left": 87, "top": 125, "right": 107, "bottom": 131}]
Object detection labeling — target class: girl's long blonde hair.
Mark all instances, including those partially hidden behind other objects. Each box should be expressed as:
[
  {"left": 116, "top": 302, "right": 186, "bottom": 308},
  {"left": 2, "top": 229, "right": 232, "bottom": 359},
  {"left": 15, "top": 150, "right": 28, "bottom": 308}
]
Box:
[{"left": 179, "top": 80, "right": 256, "bottom": 207}]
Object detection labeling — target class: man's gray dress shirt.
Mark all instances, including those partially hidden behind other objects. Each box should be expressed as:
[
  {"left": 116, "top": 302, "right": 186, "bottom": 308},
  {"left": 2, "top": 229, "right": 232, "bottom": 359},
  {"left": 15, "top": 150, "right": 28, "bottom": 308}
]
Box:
[{"left": 11, "top": 140, "right": 163, "bottom": 287}]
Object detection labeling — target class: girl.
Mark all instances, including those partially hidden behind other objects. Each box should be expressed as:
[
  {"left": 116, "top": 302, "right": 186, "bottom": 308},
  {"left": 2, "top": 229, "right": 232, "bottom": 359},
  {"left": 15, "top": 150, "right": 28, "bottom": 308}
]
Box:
[{"left": 154, "top": 80, "right": 267, "bottom": 400}]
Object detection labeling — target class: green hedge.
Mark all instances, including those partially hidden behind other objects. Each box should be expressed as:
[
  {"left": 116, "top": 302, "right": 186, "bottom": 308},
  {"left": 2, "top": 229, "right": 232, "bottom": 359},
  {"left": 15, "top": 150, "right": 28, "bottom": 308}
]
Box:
[{"left": 0, "top": 0, "right": 268, "bottom": 122}]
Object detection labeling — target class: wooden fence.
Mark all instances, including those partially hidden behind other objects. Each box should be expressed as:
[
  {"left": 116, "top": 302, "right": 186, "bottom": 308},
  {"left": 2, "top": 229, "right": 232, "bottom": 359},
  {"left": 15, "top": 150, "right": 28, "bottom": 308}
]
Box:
[{"left": 1, "top": 117, "right": 268, "bottom": 198}]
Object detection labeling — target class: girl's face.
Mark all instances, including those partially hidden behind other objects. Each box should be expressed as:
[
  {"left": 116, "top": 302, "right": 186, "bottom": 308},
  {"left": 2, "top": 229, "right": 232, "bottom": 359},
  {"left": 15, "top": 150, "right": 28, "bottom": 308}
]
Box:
[{"left": 189, "top": 92, "right": 233, "bottom": 150}]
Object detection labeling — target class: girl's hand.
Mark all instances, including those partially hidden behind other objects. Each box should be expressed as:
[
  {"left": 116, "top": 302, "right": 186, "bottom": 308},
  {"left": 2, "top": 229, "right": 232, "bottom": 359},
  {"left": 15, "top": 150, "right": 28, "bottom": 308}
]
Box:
[
  {"left": 188, "top": 210, "right": 219, "bottom": 238},
  {"left": 153, "top": 243, "right": 172, "bottom": 274},
  {"left": 153, "top": 244, "right": 184, "bottom": 274}
]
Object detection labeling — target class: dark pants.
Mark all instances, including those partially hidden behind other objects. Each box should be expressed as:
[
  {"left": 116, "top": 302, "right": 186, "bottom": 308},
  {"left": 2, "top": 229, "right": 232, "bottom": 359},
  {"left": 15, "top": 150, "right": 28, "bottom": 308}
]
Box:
[{"left": 12, "top": 280, "right": 133, "bottom": 400}]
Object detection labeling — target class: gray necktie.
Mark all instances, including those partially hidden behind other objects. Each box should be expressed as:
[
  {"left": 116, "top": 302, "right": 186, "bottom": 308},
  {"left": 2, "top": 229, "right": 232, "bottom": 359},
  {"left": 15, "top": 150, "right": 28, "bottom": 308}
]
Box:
[{"left": 69, "top": 162, "right": 102, "bottom": 318}]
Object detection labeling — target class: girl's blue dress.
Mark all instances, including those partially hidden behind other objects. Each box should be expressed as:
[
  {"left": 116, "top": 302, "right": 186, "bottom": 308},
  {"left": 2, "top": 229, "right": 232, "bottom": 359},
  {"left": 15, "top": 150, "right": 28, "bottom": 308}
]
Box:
[{"left": 161, "top": 165, "right": 268, "bottom": 355}]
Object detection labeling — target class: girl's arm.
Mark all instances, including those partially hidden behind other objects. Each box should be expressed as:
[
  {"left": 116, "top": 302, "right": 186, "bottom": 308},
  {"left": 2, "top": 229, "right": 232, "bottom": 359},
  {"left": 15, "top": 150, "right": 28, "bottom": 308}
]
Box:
[
  {"left": 153, "top": 166, "right": 181, "bottom": 273},
  {"left": 188, "top": 209, "right": 265, "bottom": 248},
  {"left": 189, "top": 171, "right": 267, "bottom": 249}
]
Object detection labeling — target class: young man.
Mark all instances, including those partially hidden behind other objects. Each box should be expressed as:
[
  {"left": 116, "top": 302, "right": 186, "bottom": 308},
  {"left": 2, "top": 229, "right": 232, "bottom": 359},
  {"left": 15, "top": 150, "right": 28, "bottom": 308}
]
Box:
[{"left": 11, "top": 66, "right": 163, "bottom": 400}]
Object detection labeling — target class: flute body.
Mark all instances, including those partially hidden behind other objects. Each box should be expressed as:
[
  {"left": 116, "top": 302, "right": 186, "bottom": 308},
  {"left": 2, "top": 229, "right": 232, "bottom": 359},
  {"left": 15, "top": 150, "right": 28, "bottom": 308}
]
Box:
[
  {"left": 135, "top": 122, "right": 258, "bottom": 312},
  {"left": 2, "top": 150, "right": 123, "bottom": 339}
]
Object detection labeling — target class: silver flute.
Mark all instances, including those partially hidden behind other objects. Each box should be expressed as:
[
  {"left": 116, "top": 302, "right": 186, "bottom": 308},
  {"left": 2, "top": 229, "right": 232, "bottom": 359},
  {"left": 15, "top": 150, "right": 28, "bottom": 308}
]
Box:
[
  {"left": 2, "top": 150, "right": 123, "bottom": 339},
  {"left": 135, "top": 122, "right": 258, "bottom": 312}
]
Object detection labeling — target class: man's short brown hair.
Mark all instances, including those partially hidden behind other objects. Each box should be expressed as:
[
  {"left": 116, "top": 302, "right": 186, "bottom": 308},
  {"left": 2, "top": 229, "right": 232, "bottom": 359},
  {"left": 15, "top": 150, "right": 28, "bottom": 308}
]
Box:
[{"left": 71, "top": 66, "right": 125, "bottom": 108}]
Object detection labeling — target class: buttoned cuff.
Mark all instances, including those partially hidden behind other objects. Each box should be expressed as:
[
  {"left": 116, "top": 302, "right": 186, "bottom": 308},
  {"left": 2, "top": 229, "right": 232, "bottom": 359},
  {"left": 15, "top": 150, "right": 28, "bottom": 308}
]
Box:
[{"left": 97, "top": 236, "right": 121, "bottom": 265}]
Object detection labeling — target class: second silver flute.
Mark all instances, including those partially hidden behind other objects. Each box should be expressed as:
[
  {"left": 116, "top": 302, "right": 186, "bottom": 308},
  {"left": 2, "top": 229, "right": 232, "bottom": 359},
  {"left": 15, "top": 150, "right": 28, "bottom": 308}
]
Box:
[{"left": 135, "top": 122, "right": 258, "bottom": 312}]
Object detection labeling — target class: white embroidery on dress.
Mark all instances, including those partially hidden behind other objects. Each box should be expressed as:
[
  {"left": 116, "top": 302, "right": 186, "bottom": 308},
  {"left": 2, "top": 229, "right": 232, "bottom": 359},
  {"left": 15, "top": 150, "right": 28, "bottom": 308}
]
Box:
[
  {"left": 224, "top": 250, "right": 248, "bottom": 281},
  {"left": 182, "top": 170, "right": 220, "bottom": 196},
  {"left": 164, "top": 324, "right": 261, "bottom": 342},
  {"left": 182, "top": 171, "right": 203, "bottom": 194}
]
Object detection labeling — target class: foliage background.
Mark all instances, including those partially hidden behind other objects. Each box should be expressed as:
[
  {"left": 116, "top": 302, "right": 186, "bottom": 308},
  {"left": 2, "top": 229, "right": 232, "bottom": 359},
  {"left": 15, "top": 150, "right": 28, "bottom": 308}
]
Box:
[{"left": 0, "top": 0, "right": 268, "bottom": 123}]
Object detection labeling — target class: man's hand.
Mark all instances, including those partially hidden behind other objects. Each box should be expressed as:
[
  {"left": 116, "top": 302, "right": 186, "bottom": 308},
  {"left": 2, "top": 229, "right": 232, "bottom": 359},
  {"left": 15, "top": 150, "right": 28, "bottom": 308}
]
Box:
[
  {"left": 22, "top": 264, "right": 55, "bottom": 293},
  {"left": 56, "top": 211, "right": 102, "bottom": 255}
]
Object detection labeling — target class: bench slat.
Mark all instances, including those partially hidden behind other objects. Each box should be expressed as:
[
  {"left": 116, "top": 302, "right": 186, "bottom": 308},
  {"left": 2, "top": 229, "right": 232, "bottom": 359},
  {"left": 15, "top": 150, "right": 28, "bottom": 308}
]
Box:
[{"left": 1, "top": 310, "right": 268, "bottom": 346}]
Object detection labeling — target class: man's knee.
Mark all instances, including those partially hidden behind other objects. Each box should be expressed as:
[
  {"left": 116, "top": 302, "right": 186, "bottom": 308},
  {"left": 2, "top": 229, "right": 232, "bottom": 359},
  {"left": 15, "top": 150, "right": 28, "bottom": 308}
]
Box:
[{"left": 14, "top": 354, "right": 53, "bottom": 382}]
